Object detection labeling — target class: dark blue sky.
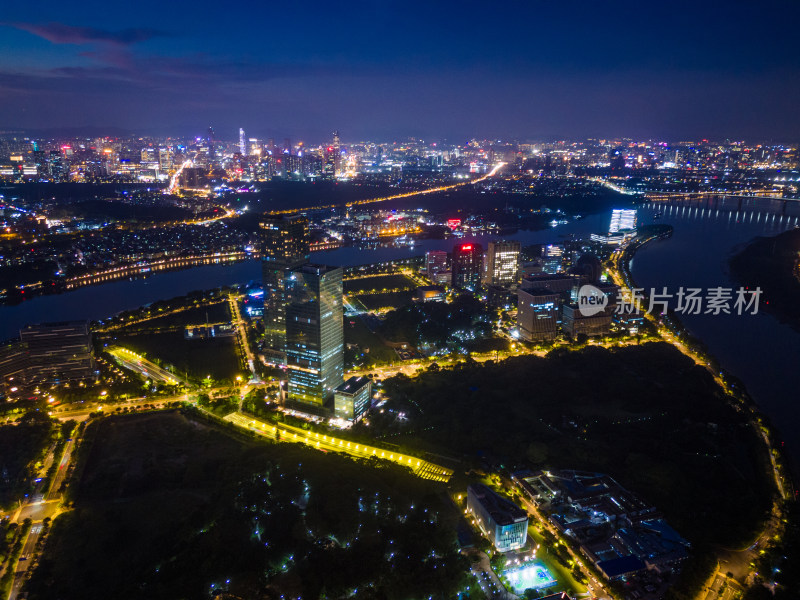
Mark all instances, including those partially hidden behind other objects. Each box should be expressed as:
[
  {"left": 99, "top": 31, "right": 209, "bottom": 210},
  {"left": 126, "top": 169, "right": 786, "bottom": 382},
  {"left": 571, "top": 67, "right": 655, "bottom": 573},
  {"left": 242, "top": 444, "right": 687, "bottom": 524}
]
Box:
[{"left": 1, "top": 0, "right": 798, "bottom": 142}]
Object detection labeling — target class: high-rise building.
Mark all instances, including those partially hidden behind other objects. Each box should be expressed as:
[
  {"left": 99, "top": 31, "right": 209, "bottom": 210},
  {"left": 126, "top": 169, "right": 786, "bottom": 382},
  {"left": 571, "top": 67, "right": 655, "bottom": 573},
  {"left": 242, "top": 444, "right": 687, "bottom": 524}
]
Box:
[
  {"left": 285, "top": 264, "right": 344, "bottom": 408},
  {"left": 542, "top": 244, "right": 564, "bottom": 274},
  {"left": 425, "top": 250, "right": 449, "bottom": 284},
  {"left": 260, "top": 215, "right": 310, "bottom": 358},
  {"left": 239, "top": 128, "right": 247, "bottom": 155},
  {"left": 451, "top": 243, "right": 483, "bottom": 291},
  {"left": 609, "top": 209, "right": 637, "bottom": 233},
  {"left": 517, "top": 288, "right": 560, "bottom": 341},
  {"left": 482, "top": 240, "right": 521, "bottom": 286},
  {"left": 207, "top": 126, "right": 215, "bottom": 158},
  {"left": 332, "top": 130, "right": 341, "bottom": 176},
  {"left": 0, "top": 340, "right": 29, "bottom": 395},
  {"left": 19, "top": 321, "right": 95, "bottom": 382},
  {"left": 324, "top": 131, "right": 341, "bottom": 178}
]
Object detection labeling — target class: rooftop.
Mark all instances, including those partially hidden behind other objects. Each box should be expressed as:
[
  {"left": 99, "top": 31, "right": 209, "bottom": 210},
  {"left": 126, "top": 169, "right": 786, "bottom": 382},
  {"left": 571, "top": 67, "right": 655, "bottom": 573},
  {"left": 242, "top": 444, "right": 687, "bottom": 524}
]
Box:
[{"left": 468, "top": 483, "right": 527, "bottom": 526}]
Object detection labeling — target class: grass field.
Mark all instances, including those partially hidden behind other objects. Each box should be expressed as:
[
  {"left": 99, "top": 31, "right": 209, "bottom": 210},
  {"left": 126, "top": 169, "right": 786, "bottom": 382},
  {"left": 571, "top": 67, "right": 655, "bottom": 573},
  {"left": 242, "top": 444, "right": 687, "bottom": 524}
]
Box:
[
  {"left": 354, "top": 291, "right": 414, "bottom": 311},
  {"left": 344, "top": 274, "right": 416, "bottom": 295}
]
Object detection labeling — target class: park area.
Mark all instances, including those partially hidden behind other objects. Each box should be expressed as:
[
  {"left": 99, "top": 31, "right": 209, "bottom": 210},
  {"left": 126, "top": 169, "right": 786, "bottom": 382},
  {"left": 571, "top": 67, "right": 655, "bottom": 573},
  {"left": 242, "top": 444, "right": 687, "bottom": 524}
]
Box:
[{"left": 25, "top": 411, "right": 471, "bottom": 600}]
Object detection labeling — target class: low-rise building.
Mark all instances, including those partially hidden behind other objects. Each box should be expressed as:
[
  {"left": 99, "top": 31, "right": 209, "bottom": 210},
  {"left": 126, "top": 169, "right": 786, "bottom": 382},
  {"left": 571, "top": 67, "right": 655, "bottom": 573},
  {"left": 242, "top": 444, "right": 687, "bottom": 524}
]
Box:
[
  {"left": 561, "top": 304, "right": 613, "bottom": 338},
  {"left": 467, "top": 483, "right": 528, "bottom": 552},
  {"left": 333, "top": 376, "right": 372, "bottom": 422},
  {"left": 416, "top": 285, "right": 445, "bottom": 303}
]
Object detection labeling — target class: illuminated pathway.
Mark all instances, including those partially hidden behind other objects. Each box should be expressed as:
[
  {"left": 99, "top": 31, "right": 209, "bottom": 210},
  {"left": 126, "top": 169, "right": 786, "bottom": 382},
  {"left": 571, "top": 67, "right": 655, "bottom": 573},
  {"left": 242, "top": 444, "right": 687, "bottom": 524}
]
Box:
[
  {"left": 224, "top": 412, "right": 453, "bottom": 482},
  {"left": 107, "top": 346, "right": 187, "bottom": 387},
  {"left": 227, "top": 293, "right": 259, "bottom": 380},
  {"left": 267, "top": 162, "right": 506, "bottom": 216}
]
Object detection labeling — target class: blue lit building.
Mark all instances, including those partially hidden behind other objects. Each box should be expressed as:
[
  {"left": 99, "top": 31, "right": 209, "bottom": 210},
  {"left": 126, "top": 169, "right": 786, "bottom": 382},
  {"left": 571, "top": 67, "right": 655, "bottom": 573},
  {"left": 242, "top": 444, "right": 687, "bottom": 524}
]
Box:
[
  {"left": 285, "top": 264, "right": 344, "bottom": 408},
  {"left": 467, "top": 484, "right": 528, "bottom": 552}
]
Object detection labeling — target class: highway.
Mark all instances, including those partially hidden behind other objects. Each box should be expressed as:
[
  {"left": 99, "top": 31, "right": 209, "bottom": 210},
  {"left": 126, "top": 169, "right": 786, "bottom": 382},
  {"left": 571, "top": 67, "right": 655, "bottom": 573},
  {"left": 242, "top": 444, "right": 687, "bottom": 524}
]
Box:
[
  {"left": 224, "top": 412, "right": 453, "bottom": 482},
  {"left": 107, "top": 346, "right": 187, "bottom": 386},
  {"left": 266, "top": 162, "right": 505, "bottom": 216},
  {"left": 227, "top": 294, "right": 259, "bottom": 380},
  {"left": 4, "top": 431, "right": 81, "bottom": 600}
]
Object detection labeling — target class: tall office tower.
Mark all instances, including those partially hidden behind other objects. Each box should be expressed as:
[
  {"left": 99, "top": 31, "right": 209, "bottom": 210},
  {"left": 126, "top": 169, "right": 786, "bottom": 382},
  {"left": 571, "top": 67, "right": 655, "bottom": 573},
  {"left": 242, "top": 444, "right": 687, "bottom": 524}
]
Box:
[
  {"left": 542, "top": 244, "right": 564, "bottom": 274},
  {"left": 19, "top": 321, "right": 95, "bottom": 383},
  {"left": 425, "top": 250, "right": 448, "bottom": 276},
  {"left": 158, "top": 148, "right": 174, "bottom": 171},
  {"left": 140, "top": 147, "right": 157, "bottom": 164},
  {"left": 48, "top": 150, "right": 66, "bottom": 182},
  {"left": 517, "top": 287, "right": 560, "bottom": 341},
  {"left": 451, "top": 243, "right": 483, "bottom": 291},
  {"left": 609, "top": 209, "right": 637, "bottom": 233},
  {"left": 239, "top": 128, "right": 247, "bottom": 155},
  {"left": 482, "top": 240, "right": 521, "bottom": 286},
  {"left": 332, "top": 131, "right": 341, "bottom": 176},
  {"left": 285, "top": 264, "right": 344, "bottom": 408},
  {"left": 260, "top": 215, "right": 310, "bottom": 358},
  {"left": 207, "top": 126, "right": 215, "bottom": 157}
]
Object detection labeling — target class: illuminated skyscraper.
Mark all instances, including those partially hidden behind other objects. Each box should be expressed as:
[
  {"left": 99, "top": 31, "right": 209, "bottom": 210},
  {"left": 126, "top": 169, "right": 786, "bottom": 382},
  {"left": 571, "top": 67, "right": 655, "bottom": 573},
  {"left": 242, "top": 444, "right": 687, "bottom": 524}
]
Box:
[
  {"left": 452, "top": 243, "right": 483, "bottom": 291},
  {"left": 332, "top": 130, "right": 341, "bottom": 176},
  {"left": 207, "top": 126, "right": 215, "bottom": 157},
  {"left": 239, "top": 128, "right": 247, "bottom": 155},
  {"left": 285, "top": 264, "right": 344, "bottom": 408},
  {"left": 259, "top": 215, "right": 310, "bottom": 360},
  {"left": 482, "top": 240, "right": 521, "bottom": 286},
  {"left": 425, "top": 250, "right": 450, "bottom": 284}
]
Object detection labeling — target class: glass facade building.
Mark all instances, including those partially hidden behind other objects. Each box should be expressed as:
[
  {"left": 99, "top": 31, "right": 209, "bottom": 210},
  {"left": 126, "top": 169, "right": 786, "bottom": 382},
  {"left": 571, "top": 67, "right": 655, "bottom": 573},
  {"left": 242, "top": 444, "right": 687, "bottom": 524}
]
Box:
[
  {"left": 259, "top": 215, "right": 310, "bottom": 358},
  {"left": 285, "top": 264, "right": 344, "bottom": 407},
  {"left": 19, "top": 321, "right": 95, "bottom": 382},
  {"left": 467, "top": 483, "right": 528, "bottom": 552},
  {"left": 451, "top": 243, "right": 483, "bottom": 291},
  {"left": 482, "top": 240, "right": 521, "bottom": 286}
]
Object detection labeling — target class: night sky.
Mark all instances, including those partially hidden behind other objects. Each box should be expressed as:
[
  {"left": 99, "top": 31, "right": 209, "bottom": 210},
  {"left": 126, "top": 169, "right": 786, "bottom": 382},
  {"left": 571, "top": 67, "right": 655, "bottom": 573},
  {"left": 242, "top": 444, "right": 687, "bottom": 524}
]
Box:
[{"left": 1, "top": 1, "right": 798, "bottom": 142}]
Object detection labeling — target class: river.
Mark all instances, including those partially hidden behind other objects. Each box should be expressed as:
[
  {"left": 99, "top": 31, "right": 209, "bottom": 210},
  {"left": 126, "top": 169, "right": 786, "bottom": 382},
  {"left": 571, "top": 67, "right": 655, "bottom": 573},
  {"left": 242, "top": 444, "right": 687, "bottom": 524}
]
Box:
[
  {"left": 0, "top": 214, "right": 608, "bottom": 340},
  {"left": 2, "top": 198, "right": 799, "bottom": 462},
  {"left": 631, "top": 196, "right": 800, "bottom": 465}
]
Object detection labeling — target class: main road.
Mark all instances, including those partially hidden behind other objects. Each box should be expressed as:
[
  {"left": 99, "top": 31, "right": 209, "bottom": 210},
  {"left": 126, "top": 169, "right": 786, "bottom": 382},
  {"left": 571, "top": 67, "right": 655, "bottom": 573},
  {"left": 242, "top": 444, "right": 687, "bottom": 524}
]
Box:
[{"left": 107, "top": 346, "right": 188, "bottom": 386}]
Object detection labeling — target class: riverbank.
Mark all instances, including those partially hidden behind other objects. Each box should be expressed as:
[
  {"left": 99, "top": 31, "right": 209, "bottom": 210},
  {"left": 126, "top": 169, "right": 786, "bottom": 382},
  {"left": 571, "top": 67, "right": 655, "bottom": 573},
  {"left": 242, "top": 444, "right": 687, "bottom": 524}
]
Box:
[
  {"left": 729, "top": 227, "right": 800, "bottom": 332},
  {"left": 612, "top": 226, "right": 795, "bottom": 598}
]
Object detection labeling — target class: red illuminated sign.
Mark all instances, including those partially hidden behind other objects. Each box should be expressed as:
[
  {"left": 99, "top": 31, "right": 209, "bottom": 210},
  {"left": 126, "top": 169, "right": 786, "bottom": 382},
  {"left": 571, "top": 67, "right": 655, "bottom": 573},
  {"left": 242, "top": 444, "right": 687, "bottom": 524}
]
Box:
[{"left": 461, "top": 244, "right": 472, "bottom": 251}]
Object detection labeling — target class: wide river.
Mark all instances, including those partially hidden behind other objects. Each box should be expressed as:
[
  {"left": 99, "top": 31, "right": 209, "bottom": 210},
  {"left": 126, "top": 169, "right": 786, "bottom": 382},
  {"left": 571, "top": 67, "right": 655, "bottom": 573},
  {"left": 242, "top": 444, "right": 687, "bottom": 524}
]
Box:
[{"left": 2, "top": 198, "right": 800, "bottom": 463}]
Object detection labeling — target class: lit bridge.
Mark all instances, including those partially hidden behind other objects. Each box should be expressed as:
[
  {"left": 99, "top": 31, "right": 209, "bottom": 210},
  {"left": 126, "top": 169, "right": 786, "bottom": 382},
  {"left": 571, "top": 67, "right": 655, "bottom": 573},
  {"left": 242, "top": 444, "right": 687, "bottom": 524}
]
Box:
[{"left": 224, "top": 412, "right": 453, "bottom": 482}]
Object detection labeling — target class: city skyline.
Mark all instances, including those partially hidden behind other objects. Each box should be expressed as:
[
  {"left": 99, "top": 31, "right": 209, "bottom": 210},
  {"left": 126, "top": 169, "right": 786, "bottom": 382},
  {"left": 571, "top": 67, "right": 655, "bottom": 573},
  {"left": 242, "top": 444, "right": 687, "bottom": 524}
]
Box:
[{"left": 1, "top": 1, "right": 799, "bottom": 141}]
